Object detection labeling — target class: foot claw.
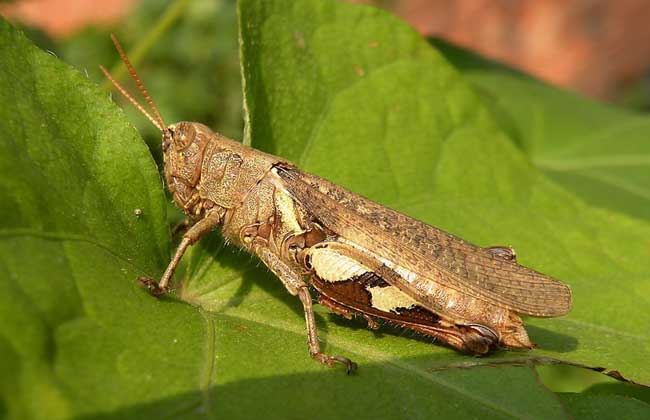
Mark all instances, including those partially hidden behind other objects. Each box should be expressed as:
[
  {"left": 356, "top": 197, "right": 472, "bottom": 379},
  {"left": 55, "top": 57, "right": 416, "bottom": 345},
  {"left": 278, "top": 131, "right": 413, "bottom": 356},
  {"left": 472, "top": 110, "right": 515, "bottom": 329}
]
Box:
[
  {"left": 313, "top": 353, "right": 357, "bottom": 374},
  {"left": 333, "top": 356, "right": 358, "bottom": 374},
  {"left": 138, "top": 276, "right": 169, "bottom": 296}
]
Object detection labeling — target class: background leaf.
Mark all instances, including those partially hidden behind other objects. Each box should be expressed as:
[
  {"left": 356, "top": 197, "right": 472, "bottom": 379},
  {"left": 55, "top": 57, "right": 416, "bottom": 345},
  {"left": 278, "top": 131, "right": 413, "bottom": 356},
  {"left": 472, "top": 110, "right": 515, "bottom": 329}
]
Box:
[{"left": 432, "top": 39, "right": 650, "bottom": 222}]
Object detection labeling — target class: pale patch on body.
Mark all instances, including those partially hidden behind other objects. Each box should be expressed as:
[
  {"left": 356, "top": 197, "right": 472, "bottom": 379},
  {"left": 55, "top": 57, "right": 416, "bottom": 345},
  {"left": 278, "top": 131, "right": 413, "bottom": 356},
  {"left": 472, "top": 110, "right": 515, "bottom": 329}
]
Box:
[
  {"left": 268, "top": 168, "right": 308, "bottom": 237},
  {"left": 273, "top": 187, "right": 304, "bottom": 234},
  {"left": 366, "top": 285, "right": 418, "bottom": 313},
  {"left": 308, "top": 247, "right": 370, "bottom": 282}
]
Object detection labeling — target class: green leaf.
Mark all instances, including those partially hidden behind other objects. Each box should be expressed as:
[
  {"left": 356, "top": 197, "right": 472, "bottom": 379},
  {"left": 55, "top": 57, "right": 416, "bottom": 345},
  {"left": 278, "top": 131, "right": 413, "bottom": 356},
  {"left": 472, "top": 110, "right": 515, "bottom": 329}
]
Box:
[
  {"left": 0, "top": 16, "right": 207, "bottom": 420},
  {"left": 432, "top": 38, "right": 650, "bottom": 222},
  {"left": 3, "top": 0, "right": 650, "bottom": 417},
  {"left": 584, "top": 381, "right": 650, "bottom": 405},
  {"left": 0, "top": 28, "right": 168, "bottom": 268},
  {"left": 558, "top": 393, "right": 650, "bottom": 420}
]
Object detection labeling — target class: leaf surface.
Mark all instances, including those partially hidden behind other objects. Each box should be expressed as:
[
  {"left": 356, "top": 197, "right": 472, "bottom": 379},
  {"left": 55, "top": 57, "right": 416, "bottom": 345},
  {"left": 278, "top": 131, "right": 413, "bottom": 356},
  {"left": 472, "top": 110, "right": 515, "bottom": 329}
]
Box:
[
  {"left": 2, "top": 0, "right": 650, "bottom": 418},
  {"left": 433, "top": 39, "right": 650, "bottom": 222}
]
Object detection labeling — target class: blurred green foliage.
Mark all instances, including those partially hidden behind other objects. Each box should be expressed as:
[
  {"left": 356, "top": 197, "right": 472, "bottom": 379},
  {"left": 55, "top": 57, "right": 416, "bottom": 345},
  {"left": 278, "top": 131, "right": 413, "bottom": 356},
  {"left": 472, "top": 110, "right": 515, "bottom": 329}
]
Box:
[
  {"left": 55, "top": 0, "right": 242, "bottom": 162},
  {"left": 620, "top": 75, "right": 650, "bottom": 112}
]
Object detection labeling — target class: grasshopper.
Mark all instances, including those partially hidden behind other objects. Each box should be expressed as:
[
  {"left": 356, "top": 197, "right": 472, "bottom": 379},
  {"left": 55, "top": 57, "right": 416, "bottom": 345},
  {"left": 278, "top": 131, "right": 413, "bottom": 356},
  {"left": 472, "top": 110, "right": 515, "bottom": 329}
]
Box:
[{"left": 101, "top": 35, "right": 572, "bottom": 373}]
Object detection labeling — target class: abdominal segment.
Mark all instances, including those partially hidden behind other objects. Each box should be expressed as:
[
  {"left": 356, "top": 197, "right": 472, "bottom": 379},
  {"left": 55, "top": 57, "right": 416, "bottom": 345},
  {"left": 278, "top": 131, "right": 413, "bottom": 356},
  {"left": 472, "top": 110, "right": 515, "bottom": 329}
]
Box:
[{"left": 307, "top": 244, "right": 533, "bottom": 354}]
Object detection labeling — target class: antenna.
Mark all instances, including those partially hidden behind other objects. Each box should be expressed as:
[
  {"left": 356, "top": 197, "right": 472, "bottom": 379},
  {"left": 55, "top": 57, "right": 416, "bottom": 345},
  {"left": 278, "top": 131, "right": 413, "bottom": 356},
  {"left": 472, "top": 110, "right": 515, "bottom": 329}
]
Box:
[
  {"left": 101, "top": 34, "right": 166, "bottom": 131},
  {"left": 100, "top": 65, "right": 163, "bottom": 131}
]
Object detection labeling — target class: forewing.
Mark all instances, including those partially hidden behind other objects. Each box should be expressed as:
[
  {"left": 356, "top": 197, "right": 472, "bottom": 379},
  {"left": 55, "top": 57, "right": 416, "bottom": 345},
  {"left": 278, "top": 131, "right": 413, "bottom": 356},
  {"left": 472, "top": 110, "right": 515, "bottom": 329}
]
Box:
[{"left": 275, "top": 166, "right": 572, "bottom": 317}]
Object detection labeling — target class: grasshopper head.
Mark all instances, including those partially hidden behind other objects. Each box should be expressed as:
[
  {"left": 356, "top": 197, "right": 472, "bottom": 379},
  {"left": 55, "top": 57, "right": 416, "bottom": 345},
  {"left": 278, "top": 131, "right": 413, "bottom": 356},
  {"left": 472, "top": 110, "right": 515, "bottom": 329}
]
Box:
[{"left": 162, "top": 122, "right": 210, "bottom": 213}]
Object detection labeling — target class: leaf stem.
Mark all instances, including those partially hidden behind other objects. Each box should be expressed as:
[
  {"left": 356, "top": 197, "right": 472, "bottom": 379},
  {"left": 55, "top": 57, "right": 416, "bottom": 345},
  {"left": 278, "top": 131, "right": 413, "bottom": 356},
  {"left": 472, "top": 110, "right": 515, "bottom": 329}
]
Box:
[{"left": 101, "top": 0, "right": 191, "bottom": 91}]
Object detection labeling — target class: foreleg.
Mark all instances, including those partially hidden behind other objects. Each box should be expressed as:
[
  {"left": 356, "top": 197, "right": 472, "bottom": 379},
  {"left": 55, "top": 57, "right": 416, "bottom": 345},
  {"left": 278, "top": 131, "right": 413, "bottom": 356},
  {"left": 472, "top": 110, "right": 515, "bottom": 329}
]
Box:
[{"left": 139, "top": 210, "right": 221, "bottom": 295}]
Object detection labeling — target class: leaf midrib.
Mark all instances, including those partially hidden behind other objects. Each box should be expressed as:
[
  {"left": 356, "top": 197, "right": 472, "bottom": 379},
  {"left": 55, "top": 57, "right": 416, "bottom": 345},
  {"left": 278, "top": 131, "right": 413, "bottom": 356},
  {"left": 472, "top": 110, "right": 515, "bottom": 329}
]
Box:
[{"left": 0, "top": 228, "right": 148, "bottom": 274}]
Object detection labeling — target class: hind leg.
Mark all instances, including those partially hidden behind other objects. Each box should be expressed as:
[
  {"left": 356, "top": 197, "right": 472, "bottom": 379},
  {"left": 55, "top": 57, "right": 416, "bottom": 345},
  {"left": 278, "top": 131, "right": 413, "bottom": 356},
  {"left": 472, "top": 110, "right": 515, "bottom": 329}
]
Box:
[{"left": 255, "top": 247, "right": 357, "bottom": 374}]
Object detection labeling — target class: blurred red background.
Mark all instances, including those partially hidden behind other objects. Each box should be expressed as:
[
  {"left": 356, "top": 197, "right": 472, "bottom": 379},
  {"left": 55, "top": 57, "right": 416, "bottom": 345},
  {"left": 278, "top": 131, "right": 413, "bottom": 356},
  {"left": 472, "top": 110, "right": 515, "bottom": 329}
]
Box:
[{"left": 3, "top": 0, "right": 650, "bottom": 101}]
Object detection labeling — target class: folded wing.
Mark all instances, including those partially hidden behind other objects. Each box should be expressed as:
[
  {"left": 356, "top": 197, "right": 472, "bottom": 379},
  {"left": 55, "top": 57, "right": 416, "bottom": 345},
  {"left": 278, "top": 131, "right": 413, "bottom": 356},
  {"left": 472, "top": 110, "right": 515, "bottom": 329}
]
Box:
[{"left": 275, "top": 166, "right": 572, "bottom": 317}]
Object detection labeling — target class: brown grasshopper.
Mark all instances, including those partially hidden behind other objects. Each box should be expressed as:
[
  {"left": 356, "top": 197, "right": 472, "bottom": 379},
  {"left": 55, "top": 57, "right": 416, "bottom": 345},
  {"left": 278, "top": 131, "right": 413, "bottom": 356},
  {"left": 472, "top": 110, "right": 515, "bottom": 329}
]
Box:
[{"left": 101, "top": 35, "right": 572, "bottom": 373}]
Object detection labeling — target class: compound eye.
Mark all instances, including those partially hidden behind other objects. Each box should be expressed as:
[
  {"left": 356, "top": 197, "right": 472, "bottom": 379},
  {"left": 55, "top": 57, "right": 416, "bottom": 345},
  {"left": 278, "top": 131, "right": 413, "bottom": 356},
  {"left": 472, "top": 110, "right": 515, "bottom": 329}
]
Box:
[{"left": 173, "top": 122, "right": 197, "bottom": 150}]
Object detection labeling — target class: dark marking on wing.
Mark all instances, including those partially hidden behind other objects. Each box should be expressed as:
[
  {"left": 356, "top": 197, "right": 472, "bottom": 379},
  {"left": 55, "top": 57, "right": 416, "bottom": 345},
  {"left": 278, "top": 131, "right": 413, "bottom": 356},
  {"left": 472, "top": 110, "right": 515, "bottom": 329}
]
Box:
[
  {"left": 311, "top": 272, "right": 441, "bottom": 327},
  {"left": 311, "top": 273, "right": 498, "bottom": 354}
]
